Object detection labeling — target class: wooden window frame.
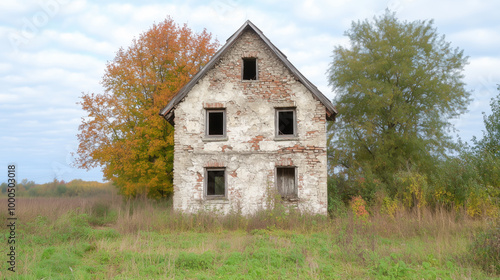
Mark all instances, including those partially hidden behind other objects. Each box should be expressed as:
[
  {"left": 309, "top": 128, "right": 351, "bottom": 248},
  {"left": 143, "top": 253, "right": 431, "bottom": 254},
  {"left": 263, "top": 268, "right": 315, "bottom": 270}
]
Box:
[
  {"left": 275, "top": 166, "right": 298, "bottom": 200},
  {"left": 205, "top": 168, "right": 227, "bottom": 199},
  {"left": 205, "top": 109, "right": 226, "bottom": 138},
  {"left": 275, "top": 108, "right": 297, "bottom": 138}
]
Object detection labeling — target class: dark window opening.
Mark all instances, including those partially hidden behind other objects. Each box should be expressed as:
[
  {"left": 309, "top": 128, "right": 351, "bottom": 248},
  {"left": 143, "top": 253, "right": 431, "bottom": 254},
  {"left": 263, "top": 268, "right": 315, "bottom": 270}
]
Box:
[
  {"left": 207, "top": 110, "right": 225, "bottom": 136},
  {"left": 242, "top": 58, "right": 257, "bottom": 80},
  {"left": 277, "top": 110, "right": 295, "bottom": 136},
  {"left": 276, "top": 167, "right": 297, "bottom": 199},
  {"left": 207, "top": 169, "right": 225, "bottom": 196}
]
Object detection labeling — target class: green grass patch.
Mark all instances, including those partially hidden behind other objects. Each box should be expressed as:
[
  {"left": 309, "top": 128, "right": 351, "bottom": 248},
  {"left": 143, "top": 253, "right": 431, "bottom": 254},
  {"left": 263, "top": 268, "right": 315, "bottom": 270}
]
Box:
[{"left": 0, "top": 197, "right": 498, "bottom": 279}]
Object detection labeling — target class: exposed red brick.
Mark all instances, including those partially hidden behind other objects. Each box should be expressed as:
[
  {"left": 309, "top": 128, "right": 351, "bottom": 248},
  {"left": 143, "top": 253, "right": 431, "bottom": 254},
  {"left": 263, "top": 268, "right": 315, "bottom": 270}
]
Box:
[
  {"left": 277, "top": 158, "right": 293, "bottom": 166},
  {"left": 221, "top": 145, "right": 233, "bottom": 152},
  {"left": 203, "top": 102, "right": 225, "bottom": 108},
  {"left": 205, "top": 161, "right": 225, "bottom": 167},
  {"left": 247, "top": 135, "right": 264, "bottom": 150}
]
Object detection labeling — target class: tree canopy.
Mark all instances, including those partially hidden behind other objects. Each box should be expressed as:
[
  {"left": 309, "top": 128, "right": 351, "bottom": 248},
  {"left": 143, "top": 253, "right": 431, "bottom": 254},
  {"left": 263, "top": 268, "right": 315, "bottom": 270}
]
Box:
[
  {"left": 473, "top": 86, "right": 500, "bottom": 157},
  {"left": 74, "top": 17, "right": 219, "bottom": 198},
  {"left": 327, "top": 11, "right": 471, "bottom": 191}
]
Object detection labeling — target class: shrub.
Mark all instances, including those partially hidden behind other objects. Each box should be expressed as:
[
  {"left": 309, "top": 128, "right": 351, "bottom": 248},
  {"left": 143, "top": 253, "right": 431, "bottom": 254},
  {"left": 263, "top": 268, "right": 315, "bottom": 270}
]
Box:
[
  {"left": 53, "top": 212, "right": 92, "bottom": 241},
  {"left": 350, "top": 195, "right": 369, "bottom": 222},
  {"left": 176, "top": 251, "right": 215, "bottom": 270},
  {"left": 371, "top": 255, "right": 414, "bottom": 279},
  {"left": 327, "top": 177, "right": 347, "bottom": 217},
  {"left": 428, "top": 149, "right": 500, "bottom": 217},
  {"left": 88, "top": 201, "right": 118, "bottom": 226},
  {"left": 381, "top": 196, "right": 398, "bottom": 219},
  {"left": 468, "top": 222, "right": 500, "bottom": 275},
  {"left": 328, "top": 173, "right": 356, "bottom": 204},
  {"left": 395, "top": 170, "right": 427, "bottom": 210}
]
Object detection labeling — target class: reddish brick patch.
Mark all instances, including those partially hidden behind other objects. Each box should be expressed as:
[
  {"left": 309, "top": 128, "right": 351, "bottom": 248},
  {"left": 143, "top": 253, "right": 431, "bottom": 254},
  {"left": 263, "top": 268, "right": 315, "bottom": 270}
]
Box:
[
  {"left": 221, "top": 145, "right": 233, "bottom": 152},
  {"left": 279, "top": 144, "right": 326, "bottom": 155},
  {"left": 247, "top": 135, "right": 264, "bottom": 150},
  {"left": 203, "top": 102, "right": 225, "bottom": 108},
  {"left": 205, "top": 161, "right": 225, "bottom": 167},
  {"left": 277, "top": 158, "right": 293, "bottom": 166},
  {"left": 196, "top": 172, "right": 203, "bottom": 182}
]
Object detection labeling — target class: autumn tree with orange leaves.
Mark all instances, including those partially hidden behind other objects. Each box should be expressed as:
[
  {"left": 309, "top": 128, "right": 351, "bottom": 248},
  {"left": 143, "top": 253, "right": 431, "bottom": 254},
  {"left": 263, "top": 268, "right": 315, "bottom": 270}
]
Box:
[{"left": 74, "top": 18, "right": 219, "bottom": 198}]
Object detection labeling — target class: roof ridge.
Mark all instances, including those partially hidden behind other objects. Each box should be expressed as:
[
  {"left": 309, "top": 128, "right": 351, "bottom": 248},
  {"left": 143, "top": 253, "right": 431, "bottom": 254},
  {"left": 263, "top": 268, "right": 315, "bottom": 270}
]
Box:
[{"left": 159, "top": 21, "right": 337, "bottom": 123}]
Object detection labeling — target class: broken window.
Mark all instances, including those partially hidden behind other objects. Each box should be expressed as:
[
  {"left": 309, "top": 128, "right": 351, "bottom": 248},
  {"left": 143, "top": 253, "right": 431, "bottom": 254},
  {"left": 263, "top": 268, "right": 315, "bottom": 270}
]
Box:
[
  {"left": 206, "top": 168, "right": 225, "bottom": 198},
  {"left": 242, "top": 58, "right": 257, "bottom": 80},
  {"left": 206, "top": 109, "right": 226, "bottom": 137},
  {"left": 276, "top": 167, "right": 297, "bottom": 199},
  {"left": 276, "top": 108, "right": 296, "bottom": 136}
]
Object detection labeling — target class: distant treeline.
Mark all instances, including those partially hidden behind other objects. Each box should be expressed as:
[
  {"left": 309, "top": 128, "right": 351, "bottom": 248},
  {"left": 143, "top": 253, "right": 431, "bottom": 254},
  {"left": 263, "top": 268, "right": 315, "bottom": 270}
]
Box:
[{"left": 0, "top": 179, "right": 116, "bottom": 197}]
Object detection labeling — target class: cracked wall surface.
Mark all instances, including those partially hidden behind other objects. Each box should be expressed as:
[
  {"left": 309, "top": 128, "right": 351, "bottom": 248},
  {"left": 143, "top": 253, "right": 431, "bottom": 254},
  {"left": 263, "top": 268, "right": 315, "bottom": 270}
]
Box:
[{"left": 172, "top": 29, "right": 328, "bottom": 215}]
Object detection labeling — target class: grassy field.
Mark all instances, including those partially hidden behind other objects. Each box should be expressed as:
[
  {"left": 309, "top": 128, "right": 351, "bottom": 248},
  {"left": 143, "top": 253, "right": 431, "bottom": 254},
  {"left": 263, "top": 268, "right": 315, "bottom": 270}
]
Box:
[{"left": 0, "top": 196, "right": 498, "bottom": 279}]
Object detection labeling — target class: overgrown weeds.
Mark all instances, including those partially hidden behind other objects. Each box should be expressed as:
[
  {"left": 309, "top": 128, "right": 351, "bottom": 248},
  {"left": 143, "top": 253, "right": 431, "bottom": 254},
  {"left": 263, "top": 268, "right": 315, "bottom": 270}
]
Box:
[
  {"left": 468, "top": 219, "right": 500, "bottom": 275},
  {"left": 1, "top": 196, "right": 498, "bottom": 278}
]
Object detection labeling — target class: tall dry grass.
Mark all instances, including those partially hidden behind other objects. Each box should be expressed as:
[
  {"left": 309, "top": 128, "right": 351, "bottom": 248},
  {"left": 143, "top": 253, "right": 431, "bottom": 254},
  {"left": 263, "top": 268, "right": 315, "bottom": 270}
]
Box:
[
  {"left": 0, "top": 195, "right": 120, "bottom": 223},
  {"left": 1, "top": 195, "right": 488, "bottom": 236},
  {"left": 368, "top": 206, "right": 485, "bottom": 239},
  {"left": 1, "top": 195, "right": 497, "bottom": 277}
]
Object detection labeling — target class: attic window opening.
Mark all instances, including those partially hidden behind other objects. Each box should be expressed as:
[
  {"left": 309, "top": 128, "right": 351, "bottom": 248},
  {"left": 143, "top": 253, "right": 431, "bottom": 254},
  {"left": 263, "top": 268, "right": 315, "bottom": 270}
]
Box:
[
  {"left": 242, "top": 58, "right": 257, "bottom": 80},
  {"left": 276, "top": 167, "right": 297, "bottom": 199},
  {"left": 276, "top": 108, "right": 296, "bottom": 136},
  {"left": 206, "top": 109, "right": 226, "bottom": 137}
]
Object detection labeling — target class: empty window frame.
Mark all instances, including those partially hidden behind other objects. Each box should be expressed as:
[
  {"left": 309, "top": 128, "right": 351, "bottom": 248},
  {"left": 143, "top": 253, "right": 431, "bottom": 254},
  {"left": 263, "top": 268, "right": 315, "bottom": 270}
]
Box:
[
  {"left": 205, "top": 168, "right": 226, "bottom": 198},
  {"left": 206, "top": 109, "right": 226, "bottom": 137},
  {"left": 276, "top": 167, "right": 297, "bottom": 199},
  {"left": 242, "top": 58, "right": 257, "bottom": 80},
  {"left": 276, "top": 108, "right": 296, "bottom": 137}
]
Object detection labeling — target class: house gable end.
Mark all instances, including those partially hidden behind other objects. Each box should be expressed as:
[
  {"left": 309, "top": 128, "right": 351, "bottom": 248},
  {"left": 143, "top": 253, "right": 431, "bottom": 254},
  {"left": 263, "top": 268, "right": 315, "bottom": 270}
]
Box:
[{"left": 159, "top": 20, "right": 337, "bottom": 125}]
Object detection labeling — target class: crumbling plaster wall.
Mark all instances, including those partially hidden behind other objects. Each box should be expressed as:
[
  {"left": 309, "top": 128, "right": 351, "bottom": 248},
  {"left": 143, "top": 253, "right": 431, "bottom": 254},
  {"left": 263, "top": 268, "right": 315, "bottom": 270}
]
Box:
[{"left": 172, "top": 29, "right": 328, "bottom": 215}]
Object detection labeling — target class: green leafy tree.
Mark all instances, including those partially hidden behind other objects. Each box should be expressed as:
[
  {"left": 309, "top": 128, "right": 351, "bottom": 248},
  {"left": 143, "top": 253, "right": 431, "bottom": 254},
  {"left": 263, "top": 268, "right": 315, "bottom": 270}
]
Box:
[
  {"left": 474, "top": 86, "right": 500, "bottom": 156},
  {"left": 327, "top": 11, "right": 471, "bottom": 194},
  {"left": 0, "top": 183, "right": 7, "bottom": 194},
  {"left": 20, "top": 179, "right": 35, "bottom": 190}
]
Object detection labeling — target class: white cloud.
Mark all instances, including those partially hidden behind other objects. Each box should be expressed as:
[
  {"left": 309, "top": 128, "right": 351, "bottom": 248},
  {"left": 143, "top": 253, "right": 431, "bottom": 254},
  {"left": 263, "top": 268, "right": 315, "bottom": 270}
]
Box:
[
  {"left": 0, "top": 62, "right": 13, "bottom": 73},
  {"left": 464, "top": 57, "right": 500, "bottom": 93},
  {"left": 1, "top": 0, "right": 499, "bottom": 183},
  {"left": 59, "top": 0, "right": 88, "bottom": 16},
  {"left": 449, "top": 28, "right": 500, "bottom": 55},
  {"left": 43, "top": 30, "right": 116, "bottom": 56},
  {"left": 2, "top": 67, "right": 97, "bottom": 91},
  {"left": 0, "top": 1, "right": 30, "bottom": 12},
  {"left": 16, "top": 49, "right": 102, "bottom": 71},
  {"left": 0, "top": 93, "right": 18, "bottom": 103}
]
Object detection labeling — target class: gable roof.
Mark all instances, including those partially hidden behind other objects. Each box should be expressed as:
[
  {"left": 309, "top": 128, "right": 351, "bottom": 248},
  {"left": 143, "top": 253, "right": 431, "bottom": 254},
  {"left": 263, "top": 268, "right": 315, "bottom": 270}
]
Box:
[{"left": 159, "top": 20, "right": 337, "bottom": 123}]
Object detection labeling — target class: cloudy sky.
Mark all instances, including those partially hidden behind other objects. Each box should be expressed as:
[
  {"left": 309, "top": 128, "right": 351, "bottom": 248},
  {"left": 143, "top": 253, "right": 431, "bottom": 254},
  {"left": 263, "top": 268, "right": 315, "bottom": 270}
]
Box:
[{"left": 1, "top": 0, "right": 499, "bottom": 184}]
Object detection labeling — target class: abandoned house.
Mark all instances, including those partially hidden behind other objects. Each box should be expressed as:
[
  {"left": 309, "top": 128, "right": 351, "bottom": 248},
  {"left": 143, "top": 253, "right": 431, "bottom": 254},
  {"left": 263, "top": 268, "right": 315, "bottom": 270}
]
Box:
[{"left": 159, "top": 20, "right": 337, "bottom": 215}]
